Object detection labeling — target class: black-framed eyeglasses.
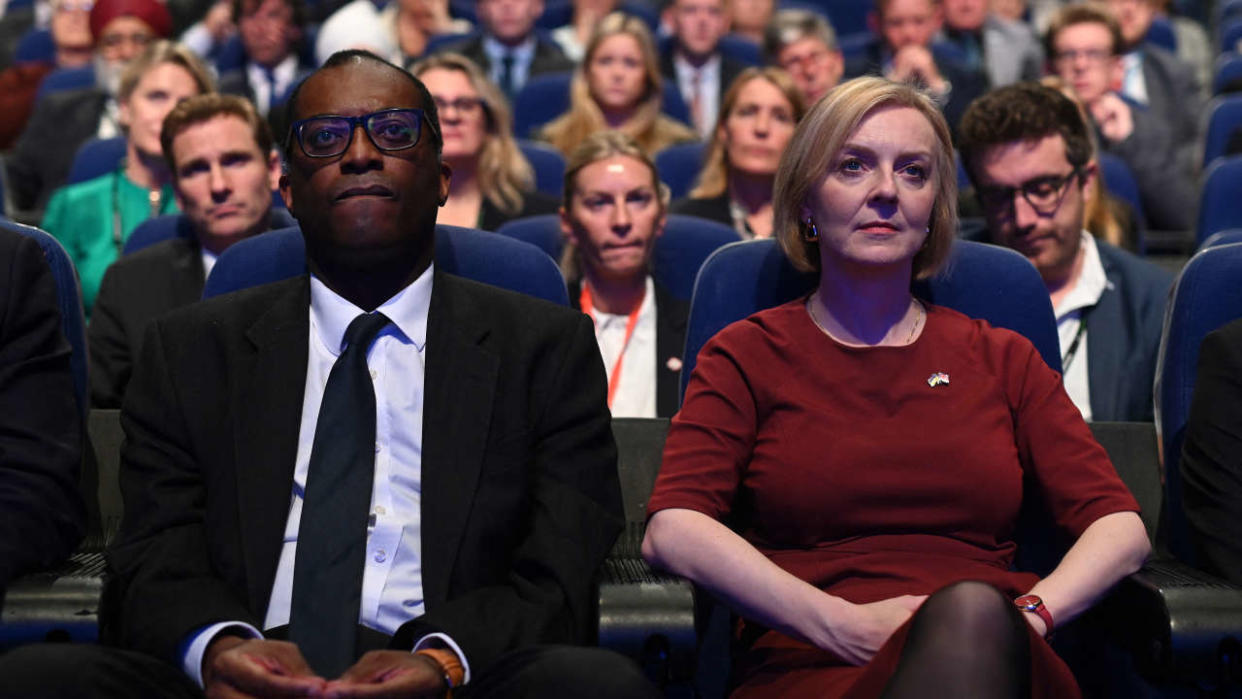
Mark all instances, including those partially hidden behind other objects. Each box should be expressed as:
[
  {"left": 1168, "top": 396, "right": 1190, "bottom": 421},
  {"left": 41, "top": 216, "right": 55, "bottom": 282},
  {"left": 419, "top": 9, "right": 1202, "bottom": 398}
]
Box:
[
  {"left": 976, "top": 168, "right": 1084, "bottom": 216},
  {"left": 289, "top": 108, "right": 436, "bottom": 158}
]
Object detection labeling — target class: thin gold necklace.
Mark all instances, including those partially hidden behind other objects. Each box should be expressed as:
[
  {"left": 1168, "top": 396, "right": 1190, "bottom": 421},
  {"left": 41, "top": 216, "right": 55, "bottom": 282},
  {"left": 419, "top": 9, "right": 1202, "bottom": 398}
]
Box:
[{"left": 807, "top": 294, "right": 924, "bottom": 346}]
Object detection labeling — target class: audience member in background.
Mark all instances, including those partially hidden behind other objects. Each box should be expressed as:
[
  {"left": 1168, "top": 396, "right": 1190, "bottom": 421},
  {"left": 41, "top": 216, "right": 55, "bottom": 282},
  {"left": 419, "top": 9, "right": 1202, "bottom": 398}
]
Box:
[
  {"left": 41, "top": 41, "right": 213, "bottom": 316},
  {"left": 959, "top": 82, "right": 1172, "bottom": 422},
  {"left": 844, "top": 0, "right": 987, "bottom": 136},
  {"left": 1180, "top": 317, "right": 1242, "bottom": 586},
  {"left": 0, "top": 226, "right": 85, "bottom": 597},
  {"left": 762, "top": 8, "right": 843, "bottom": 107},
  {"left": 6, "top": 0, "right": 172, "bottom": 213},
  {"left": 731, "top": 0, "right": 774, "bottom": 44},
  {"left": 1045, "top": 3, "right": 1196, "bottom": 231},
  {"left": 542, "top": 13, "right": 696, "bottom": 158},
  {"left": 660, "top": 0, "right": 746, "bottom": 138},
  {"left": 671, "top": 66, "right": 804, "bottom": 238},
  {"left": 0, "top": 0, "right": 95, "bottom": 148},
  {"left": 1152, "top": 0, "right": 1211, "bottom": 94},
  {"left": 411, "top": 52, "right": 559, "bottom": 230},
  {"left": 552, "top": 0, "right": 619, "bottom": 62},
  {"left": 89, "top": 94, "right": 282, "bottom": 408},
  {"left": 1040, "top": 75, "right": 1141, "bottom": 252},
  {"left": 179, "top": 0, "right": 236, "bottom": 60},
  {"left": 643, "top": 76, "right": 1149, "bottom": 698},
  {"left": 561, "top": 131, "right": 687, "bottom": 419},
  {"left": 937, "top": 0, "right": 1041, "bottom": 87},
  {"left": 217, "top": 0, "right": 311, "bottom": 132},
  {"left": 444, "top": 0, "right": 573, "bottom": 101},
  {"left": 315, "top": 0, "right": 471, "bottom": 67}
]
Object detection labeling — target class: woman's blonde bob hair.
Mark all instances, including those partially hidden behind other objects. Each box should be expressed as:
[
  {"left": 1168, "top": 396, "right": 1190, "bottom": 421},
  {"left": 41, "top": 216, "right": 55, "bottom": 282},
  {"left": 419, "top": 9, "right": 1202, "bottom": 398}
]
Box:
[
  {"left": 559, "top": 130, "right": 670, "bottom": 281},
  {"left": 410, "top": 52, "right": 535, "bottom": 216},
  {"left": 541, "top": 12, "right": 695, "bottom": 157},
  {"left": 690, "top": 66, "right": 806, "bottom": 199},
  {"left": 774, "top": 76, "right": 956, "bottom": 279}
]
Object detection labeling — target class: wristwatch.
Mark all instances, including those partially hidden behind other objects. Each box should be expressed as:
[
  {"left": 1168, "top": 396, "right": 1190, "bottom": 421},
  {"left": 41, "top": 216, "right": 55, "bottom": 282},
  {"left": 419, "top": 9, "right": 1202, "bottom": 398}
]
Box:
[{"left": 1013, "top": 594, "right": 1054, "bottom": 639}]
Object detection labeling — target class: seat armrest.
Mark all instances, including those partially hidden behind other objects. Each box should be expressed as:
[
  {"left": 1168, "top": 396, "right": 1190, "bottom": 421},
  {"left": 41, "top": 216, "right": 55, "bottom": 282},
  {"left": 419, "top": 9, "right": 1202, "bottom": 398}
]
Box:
[
  {"left": 0, "top": 552, "right": 105, "bottom": 648},
  {"left": 1109, "top": 556, "right": 1242, "bottom": 686}
]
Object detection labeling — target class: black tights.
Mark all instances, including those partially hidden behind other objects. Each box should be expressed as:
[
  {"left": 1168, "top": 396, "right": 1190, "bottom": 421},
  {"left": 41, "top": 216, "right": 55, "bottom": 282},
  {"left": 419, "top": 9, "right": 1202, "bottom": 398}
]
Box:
[{"left": 882, "top": 581, "right": 1032, "bottom": 699}]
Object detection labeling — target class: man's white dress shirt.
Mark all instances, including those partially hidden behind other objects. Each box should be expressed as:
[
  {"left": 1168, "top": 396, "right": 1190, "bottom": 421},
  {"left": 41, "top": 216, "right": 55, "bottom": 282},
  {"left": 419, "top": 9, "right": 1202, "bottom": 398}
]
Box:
[{"left": 1052, "top": 232, "right": 1109, "bottom": 421}]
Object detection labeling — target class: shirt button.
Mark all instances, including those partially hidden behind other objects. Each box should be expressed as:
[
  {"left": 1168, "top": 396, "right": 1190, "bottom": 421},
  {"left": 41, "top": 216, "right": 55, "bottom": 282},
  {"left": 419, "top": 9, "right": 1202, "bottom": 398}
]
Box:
[
  {"left": 374, "top": 549, "right": 386, "bottom": 563},
  {"left": 375, "top": 505, "right": 386, "bottom": 515},
  {"left": 374, "top": 442, "right": 381, "bottom": 453}
]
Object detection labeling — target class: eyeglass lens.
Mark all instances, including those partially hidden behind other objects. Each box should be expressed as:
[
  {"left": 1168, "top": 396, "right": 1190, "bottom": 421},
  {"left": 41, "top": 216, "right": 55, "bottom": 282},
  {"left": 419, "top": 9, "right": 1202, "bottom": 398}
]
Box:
[{"left": 298, "top": 110, "right": 423, "bottom": 157}]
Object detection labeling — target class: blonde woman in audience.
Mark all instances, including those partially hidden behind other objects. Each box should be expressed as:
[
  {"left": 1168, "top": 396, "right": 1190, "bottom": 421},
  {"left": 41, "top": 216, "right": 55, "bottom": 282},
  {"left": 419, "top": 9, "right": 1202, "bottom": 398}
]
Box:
[
  {"left": 41, "top": 40, "right": 213, "bottom": 316},
  {"left": 541, "top": 12, "right": 697, "bottom": 158},
  {"left": 643, "top": 77, "right": 1149, "bottom": 697},
  {"left": 671, "top": 67, "right": 805, "bottom": 239},
  {"left": 411, "top": 53, "right": 560, "bottom": 230},
  {"left": 560, "top": 131, "right": 688, "bottom": 418},
  {"left": 551, "top": 0, "right": 620, "bottom": 62}
]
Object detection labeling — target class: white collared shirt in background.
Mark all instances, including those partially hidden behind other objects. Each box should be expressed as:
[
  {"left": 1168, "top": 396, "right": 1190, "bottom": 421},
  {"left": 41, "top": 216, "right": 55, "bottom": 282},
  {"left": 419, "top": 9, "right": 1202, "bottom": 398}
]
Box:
[
  {"left": 673, "top": 52, "right": 721, "bottom": 137},
  {"left": 589, "top": 276, "right": 658, "bottom": 418},
  {"left": 1053, "top": 232, "right": 1108, "bottom": 421}
]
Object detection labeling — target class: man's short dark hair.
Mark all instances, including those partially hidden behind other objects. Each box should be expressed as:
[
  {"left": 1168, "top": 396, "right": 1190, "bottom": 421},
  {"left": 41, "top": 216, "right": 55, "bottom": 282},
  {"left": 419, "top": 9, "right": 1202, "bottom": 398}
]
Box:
[
  {"left": 1044, "top": 3, "right": 1124, "bottom": 59},
  {"left": 957, "top": 82, "right": 1095, "bottom": 186},
  {"left": 231, "top": 0, "right": 305, "bottom": 29},
  {"left": 281, "top": 50, "right": 442, "bottom": 160},
  {"left": 161, "top": 94, "right": 274, "bottom": 176}
]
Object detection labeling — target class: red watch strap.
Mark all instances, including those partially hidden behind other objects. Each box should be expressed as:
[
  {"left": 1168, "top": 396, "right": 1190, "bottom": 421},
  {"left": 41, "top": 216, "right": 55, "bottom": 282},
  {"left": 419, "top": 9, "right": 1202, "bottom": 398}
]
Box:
[{"left": 1014, "top": 594, "right": 1054, "bottom": 639}]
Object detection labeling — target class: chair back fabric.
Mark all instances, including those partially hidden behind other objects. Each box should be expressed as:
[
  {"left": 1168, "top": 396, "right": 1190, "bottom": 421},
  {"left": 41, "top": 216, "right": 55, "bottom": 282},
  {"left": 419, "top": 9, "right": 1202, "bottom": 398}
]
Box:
[
  {"left": 655, "top": 142, "right": 706, "bottom": 199},
  {"left": 1196, "top": 155, "right": 1242, "bottom": 246},
  {"left": 512, "top": 71, "right": 693, "bottom": 139},
  {"left": 1213, "top": 53, "right": 1242, "bottom": 95},
  {"left": 494, "top": 213, "right": 741, "bottom": 300},
  {"left": 2, "top": 220, "right": 87, "bottom": 419},
  {"left": 1155, "top": 242, "right": 1242, "bottom": 564},
  {"left": 67, "top": 137, "right": 126, "bottom": 185},
  {"left": 681, "top": 239, "right": 1061, "bottom": 400},
  {"left": 517, "top": 140, "right": 567, "bottom": 198},
  {"left": 14, "top": 27, "right": 53, "bottom": 63},
  {"left": 1200, "top": 228, "right": 1242, "bottom": 250},
  {"left": 1144, "top": 17, "right": 1178, "bottom": 52},
  {"left": 1203, "top": 95, "right": 1242, "bottom": 168},
  {"left": 34, "top": 65, "right": 94, "bottom": 102},
  {"left": 123, "top": 208, "right": 298, "bottom": 256},
  {"left": 1098, "top": 151, "right": 1146, "bottom": 225},
  {"left": 204, "top": 224, "right": 569, "bottom": 305}
]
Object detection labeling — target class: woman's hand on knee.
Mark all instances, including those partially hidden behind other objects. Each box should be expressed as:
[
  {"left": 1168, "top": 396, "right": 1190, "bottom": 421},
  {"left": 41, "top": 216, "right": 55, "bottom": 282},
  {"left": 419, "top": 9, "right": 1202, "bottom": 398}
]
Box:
[{"left": 815, "top": 594, "right": 927, "bottom": 666}]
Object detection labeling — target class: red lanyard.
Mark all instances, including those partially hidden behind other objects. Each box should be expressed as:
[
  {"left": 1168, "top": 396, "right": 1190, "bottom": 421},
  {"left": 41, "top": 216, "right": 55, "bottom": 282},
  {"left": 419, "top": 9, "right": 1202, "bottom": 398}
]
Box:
[{"left": 580, "top": 284, "right": 644, "bottom": 408}]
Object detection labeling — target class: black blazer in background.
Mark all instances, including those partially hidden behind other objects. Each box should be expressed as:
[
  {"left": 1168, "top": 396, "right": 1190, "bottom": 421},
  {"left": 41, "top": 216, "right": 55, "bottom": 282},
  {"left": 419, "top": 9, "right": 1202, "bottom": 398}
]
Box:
[
  {"left": 478, "top": 190, "right": 560, "bottom": 232},
  {"left": 1180, "top": 317, "right": 1242, "bottom": 585},
  {"left": 658, "top": 50, "right": 749, "bottom": 114},
  {"left": 569, "top": 278, "right": 689, "bottom": 418},
  {"left": 104, "top": 271, "right": 623, "bottom": 677},
  {"left": 88, "top": 236, "right": 207, "bottom": 409},
  {"left": 0, "top": 227, "right": 84, "bottom": 589},
  {"left": 670, "top": 193, "right": 732, "bottom": 228},
  {"left": 5, "top": 86, "right": 108, "bottom": 212},
  {"left": 441, "top": 35, "right": 575, "bottom": 89}
]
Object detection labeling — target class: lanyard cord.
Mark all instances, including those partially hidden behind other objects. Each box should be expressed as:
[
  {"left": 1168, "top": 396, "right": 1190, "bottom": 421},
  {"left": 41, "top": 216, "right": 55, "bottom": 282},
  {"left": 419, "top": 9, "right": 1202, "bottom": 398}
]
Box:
[
  {"left": 1062, "top": 317, "right": 1087, "bottom": 372},
  {"left": 580, "top": 283, "right": 644, "bottom": 409}
]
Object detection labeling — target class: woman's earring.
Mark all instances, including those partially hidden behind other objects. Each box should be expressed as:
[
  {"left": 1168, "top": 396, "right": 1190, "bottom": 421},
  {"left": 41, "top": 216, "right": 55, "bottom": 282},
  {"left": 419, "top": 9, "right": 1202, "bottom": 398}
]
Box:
[{"left": 804, "top": 217, "right": 819, "bottom": 242}]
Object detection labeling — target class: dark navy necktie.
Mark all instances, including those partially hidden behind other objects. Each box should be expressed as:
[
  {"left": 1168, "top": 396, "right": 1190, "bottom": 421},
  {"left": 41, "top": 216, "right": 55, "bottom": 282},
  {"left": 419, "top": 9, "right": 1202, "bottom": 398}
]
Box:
[
  {"left": 288, "top": 311, "right": 391, "bottom": 678},
  {"left": 501, "top": 51, "right": 517, "bottom": 98}
]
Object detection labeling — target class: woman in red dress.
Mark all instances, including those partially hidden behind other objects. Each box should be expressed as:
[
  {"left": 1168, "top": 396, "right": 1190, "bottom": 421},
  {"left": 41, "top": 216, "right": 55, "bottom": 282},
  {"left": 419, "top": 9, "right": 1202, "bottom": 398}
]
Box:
[{"left": 641, "top": 76, "right": 1150, "bottom": 698}]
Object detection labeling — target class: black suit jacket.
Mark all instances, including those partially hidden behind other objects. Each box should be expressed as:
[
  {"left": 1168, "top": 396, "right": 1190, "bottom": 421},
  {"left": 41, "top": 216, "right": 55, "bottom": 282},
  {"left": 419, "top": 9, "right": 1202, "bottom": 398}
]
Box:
[
  {"left": 1180, "top": 317, "right": 1242, "bottom": 585},
  {"left": 443, "top": 35, "right": 575, "bottom": 90},
  {"left": 5, "top": 86, "right": 108, "bottom": 212},
  {"left": 104, "top": 271, "right": 623, "bottom": 677},
  {"left": 478, "top": 191, "right": 560, "bottom": 232},
  {"left": 0, "top": 227, "right": 84, "bottom": 589},
  {"left": 658, "top": 50, "right": 748, "bottom": 120},
  {"left": 670, "top": 194, "right": 732, "bottom": 228},
  {"left": 569, "top": 279, "right": 688, "bottom": 418},
  {"left": 88, "top": 237, "right": 207, "bottom": 409}
]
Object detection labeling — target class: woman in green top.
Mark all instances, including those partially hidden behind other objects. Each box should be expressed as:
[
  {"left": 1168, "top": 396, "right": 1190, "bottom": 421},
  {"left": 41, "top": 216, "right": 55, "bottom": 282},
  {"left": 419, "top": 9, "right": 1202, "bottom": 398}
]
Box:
[{"left": 41, "top": 40, "right": 214, "bottom": 315}]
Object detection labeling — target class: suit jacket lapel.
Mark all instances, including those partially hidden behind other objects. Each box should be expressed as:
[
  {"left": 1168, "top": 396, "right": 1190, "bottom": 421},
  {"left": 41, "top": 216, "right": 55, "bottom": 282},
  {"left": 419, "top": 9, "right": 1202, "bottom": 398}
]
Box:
[
  {"left": 234, "top": 278, "right": 310, "bottom": 613},
  {"left": 654, "top": 283, "right": 688, "bottom": 418},
  {"left": 420, "top": 273, "right": 498, "bottom": 607},
  {"left": 167, "top": 236, "right": 206, "bottom": 303},
  {"left": 1085, "top": 260, "right": 1123, "bottom": 422}
]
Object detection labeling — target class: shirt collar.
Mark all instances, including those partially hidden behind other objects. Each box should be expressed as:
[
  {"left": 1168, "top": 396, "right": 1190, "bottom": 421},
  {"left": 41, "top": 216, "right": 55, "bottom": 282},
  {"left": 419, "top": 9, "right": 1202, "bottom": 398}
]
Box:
[
  {"left": 673, "top": 52, "right": 721, "bottom": 81},
  {"left": 309, "top": 262, "right": 434, "bottom": 355},
  {"left": 483, "top": 35, "right": 536, "bottom": 62},
  {"left": 1054, "top": 231, "right": 1108, "bottom": 318}
]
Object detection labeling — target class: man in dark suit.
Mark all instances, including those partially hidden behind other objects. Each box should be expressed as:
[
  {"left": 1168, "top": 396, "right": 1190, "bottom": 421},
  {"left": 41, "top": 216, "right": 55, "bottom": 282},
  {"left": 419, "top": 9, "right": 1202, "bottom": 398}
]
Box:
[
  {"left": 660, "top": 0, "right": 747, "bottom": 138},
  {"left": 216, "top": 0, "right": 314, "bottom": 136},
  {"left": 959, "top": 82, "right": 1172, "bottom": 423},
  {"left": 844, "top": 0, "right": 988, "bottom": 137},
  {"left": 0, "top": 226, "right": 85, "bottom": 598},
  {"left": 5, "top": 0, "right": 171, "bottom": 214},
  {"left": 0, "top": 49, "right": 653, "bottom": 698},
  {"left": 1180, "top": 317, "right": 1242, "bottom": 585},
  {"left": 441, "top": 0, "right": 573, "bottom": 102},
  {"left": 88, "top": 94, "right": 287, "bottom": 409}
]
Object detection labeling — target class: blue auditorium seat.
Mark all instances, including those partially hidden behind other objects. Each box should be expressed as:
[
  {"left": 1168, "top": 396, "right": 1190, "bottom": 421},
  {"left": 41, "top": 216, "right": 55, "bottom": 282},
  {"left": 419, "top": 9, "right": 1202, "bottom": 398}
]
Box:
[
  {"left": 1222, "top": 16, "right": 1242, "bottom": 51},
  {"left": 681, "top": 238, "right": 1061, "bottom": 401},
  {"left": 655, "top": 142, "right": 706, "bottom": 199},
  {"left": 517, "top": 140, "right": 567, "bottom": 198},
  {"left": 204, "top": 224, "right": 569, "bottom": 305},
  {"left": 34, "top": 65, "right": 94, "bottom": 102},
  {"left": 1144, "top": 17, "right": 1178, "bottom": 52},
  {"left": 1200, "top": 228, "right": 1242, "bottom": 249},
  {"left": 1196, "top": 155, "right": 1242, "bottom": 246},
  {"left": 1097, "top": 151, "right": 1145, "bottom": 225},
  {"left": 14, "top": 27, "right": 54, "bottom": 64},
  {"left": 422, "top": 31, "right": 475, "bottom": 57},
  {"left": 1214, "top": 53, "right": 1242, "bottom": 94},
  {"left": 495, "top": 213, "right": 741, "bottom": 300},
  {"left": 799, "top": 0, "right": 870, "bottom": 39},
  {"left": 67, "top": 137, "right": 126, "bottom": 185},
  {"left": 718, "top": 34, "right": 762, "bottom": 66},
  {"left": 1203, "top": 95, "right": 1242, "bottom": 167},
  {"left": 123, "top": 208, "right": 298, "bottom": 256},
  {"left": 512, "top": 71, "right": 694, "bottom": 139}
]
